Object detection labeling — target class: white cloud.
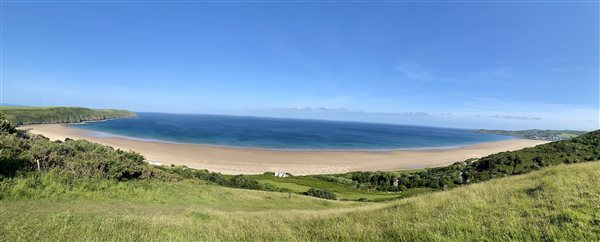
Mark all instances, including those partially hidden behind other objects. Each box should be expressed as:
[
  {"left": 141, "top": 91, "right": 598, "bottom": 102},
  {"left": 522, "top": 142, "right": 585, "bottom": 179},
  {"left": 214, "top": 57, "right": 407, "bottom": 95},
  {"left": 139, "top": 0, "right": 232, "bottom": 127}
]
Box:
[
  {"left": 489, "top": 115, "right": 542, "bottom": 121},
  {"left": 276, "top": 106, "right": 435, "bottom": 117},
  {"left": 394, "top": 63, "right": 437, "bottom": 84}
]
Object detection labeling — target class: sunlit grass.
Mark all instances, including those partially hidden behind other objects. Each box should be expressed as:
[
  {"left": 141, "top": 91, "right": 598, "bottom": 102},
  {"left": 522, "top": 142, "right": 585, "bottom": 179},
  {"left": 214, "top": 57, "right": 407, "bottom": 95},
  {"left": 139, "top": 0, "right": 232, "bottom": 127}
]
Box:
[
  {"left": 1, "top": 161, "right": 598, "bottom": 241},
  {"left": 251, "top": 174, "right": 420, "bottom": 201}
]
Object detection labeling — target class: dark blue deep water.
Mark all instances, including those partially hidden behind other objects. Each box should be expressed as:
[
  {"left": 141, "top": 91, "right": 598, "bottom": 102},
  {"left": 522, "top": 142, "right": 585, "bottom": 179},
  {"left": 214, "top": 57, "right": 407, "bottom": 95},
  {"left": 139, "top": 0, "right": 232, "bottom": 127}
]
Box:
[{"left": 72, "top": 112, "right": 511, "bottom": 150}]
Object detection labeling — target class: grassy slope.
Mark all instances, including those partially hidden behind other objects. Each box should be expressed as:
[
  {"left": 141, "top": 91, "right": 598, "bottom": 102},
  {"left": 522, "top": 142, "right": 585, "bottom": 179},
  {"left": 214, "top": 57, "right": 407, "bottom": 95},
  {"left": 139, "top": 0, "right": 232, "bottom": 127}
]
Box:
[
  {"left": 0, "top": 106, "right": 136, "bottom": 125},
  {"left": 1, "top": 161, "right": 598, "bottom": 241}
]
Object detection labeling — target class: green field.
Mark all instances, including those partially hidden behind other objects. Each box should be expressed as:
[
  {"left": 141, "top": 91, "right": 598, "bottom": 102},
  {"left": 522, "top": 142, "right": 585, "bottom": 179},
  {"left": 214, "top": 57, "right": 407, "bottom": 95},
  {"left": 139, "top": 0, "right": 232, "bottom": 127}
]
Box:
[
  {"left": 0, "top": 106, "right": 136, "bottom": 125},
  {"left": 248, "top": 174, "right": 433, "bottom": 201},
  {"left": 1, "top": 161, "right": 598, "bottom": 241}
]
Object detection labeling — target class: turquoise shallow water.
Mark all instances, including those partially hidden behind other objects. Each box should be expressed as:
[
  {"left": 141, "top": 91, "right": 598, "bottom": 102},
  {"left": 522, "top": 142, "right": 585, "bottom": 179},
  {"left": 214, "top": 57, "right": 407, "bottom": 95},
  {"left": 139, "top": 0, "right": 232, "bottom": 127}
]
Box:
[{"left": 72, "top": 112, "right": 512, "bottom": 150}]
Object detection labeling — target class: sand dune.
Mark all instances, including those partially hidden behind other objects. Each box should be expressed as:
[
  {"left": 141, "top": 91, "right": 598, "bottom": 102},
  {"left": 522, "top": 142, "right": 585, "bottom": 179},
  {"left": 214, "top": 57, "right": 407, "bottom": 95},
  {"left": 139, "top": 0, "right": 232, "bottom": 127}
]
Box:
[{"left": 20, "top": 124, "right": 548, "bottom": 175}]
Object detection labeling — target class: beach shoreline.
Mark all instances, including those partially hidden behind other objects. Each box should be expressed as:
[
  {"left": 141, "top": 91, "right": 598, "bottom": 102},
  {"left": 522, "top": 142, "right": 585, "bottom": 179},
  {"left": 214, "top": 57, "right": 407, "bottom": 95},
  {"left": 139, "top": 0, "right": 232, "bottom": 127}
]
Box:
[{"left": 19, "top": 124, "right": 549, "bottom": 175}]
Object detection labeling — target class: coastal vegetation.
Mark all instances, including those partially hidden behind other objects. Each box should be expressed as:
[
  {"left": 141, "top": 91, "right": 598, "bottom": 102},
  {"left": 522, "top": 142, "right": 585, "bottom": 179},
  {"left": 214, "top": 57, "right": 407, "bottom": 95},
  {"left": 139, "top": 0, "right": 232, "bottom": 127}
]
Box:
[
  {"left": 304, "top": 187, "right": 337, "bottom": 200},
  {"left": 477, "top": 129, "right": 586, "bottom": 141},
  {"left": 246, "top": 129, "right": 600, "bottom": 196},
  {"left": 0, "top": 106, "right": 136, "bottom": 126},
  {"left": 242, "top": 173, "right": 425, "bottom": 201},
  {"left": 1, "top": 112, "right": 599, "bottom": 239},
  {"left": 1, "top": 111, "right": 600, "bottom": 201},
  {"left": 1, "top": 160, "right": 598, "bottom": 240}
]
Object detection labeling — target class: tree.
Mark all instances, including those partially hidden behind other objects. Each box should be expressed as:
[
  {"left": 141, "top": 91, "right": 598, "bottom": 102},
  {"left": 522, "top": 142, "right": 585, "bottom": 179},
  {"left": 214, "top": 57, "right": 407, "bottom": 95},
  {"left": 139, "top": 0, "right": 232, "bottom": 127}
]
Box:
[
  {"left": 229, "top": 175, "right": 261, "bottom": 189},
  {"left": 304, "top": 188, "right": 337, "bottom": 200}
]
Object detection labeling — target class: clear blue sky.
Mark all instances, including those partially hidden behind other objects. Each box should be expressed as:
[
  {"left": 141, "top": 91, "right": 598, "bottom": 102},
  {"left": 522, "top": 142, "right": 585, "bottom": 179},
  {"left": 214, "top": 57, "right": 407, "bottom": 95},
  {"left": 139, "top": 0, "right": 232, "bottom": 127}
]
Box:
[{"left": 2, "top": 2, "right": 599, "bottom": 130}]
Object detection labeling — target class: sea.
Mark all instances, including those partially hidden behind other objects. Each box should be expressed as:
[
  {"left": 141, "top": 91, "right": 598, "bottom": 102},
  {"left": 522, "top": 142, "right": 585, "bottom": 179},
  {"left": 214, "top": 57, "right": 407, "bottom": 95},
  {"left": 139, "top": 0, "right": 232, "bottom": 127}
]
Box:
[{"left": 71, "top": 112, "right": 512, "bottom": 150}]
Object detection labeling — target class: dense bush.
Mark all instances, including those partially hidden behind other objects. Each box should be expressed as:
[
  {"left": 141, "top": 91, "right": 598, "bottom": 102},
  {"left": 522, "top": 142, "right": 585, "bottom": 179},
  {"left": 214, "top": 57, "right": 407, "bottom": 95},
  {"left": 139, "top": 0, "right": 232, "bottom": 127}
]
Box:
[
  {"left": 0, "top": 113, "right": 17, "bottom": 134},
  {"left": 0, "top": 114, "right": 178, "bottom": 182},
  {"left": 229, "top": 175, "right": 262, "bottom": 189},
  {"left": 339, "top": 163, "right": 463, "bottom": 192},
  {"left": 0, "top": 130, "right": 172, "bottom": 181},
  {"left": 304, "top": 187, "right": 337, "bottom": 200}
]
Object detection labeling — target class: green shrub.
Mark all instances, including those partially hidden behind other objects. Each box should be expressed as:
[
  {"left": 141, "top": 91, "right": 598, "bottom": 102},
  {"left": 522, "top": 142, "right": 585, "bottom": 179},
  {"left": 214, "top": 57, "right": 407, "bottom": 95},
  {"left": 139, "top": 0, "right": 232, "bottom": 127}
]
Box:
[
  {"left": 0, "top": 112, "right": 169, "bottom": 181},
  {"left": 229, "top": 175, "right": 262, "bottom": 190},
  {"left": 0, "top": 113, "right": 17, "bottom": 134},
  {"left": 304, "top": 187, "right": 337, "bottom": 200}
]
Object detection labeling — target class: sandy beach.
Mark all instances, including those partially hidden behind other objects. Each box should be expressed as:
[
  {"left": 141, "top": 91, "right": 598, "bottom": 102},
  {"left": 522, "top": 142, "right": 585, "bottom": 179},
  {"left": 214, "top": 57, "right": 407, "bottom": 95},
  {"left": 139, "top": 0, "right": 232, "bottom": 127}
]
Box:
[{"left": 20, "top": 124, "right": 548, "bottom": 175}]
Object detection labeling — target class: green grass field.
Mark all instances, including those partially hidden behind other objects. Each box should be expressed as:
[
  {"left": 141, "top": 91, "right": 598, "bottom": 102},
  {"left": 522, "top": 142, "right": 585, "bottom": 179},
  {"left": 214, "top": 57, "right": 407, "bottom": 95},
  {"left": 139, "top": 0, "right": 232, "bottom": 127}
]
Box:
[
  {"left": 1, "top": 161, "right": 598, "bottom": 241},
  {"left": 248, "top": 174, "right": 433, "bottom": 201}
]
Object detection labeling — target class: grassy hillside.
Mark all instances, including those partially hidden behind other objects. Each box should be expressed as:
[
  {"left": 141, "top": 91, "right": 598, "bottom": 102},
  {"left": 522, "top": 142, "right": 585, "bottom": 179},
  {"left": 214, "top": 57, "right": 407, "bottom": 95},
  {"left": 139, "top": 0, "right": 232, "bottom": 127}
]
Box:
[
  {"left": 0, "top": 106, "right": 136, "bottom": 125},
  {"left": 1, "top": 161, "right": 598, "bottom": 241},
  {"left": 477, "top": 129, "right": 586, "bottom": 141}
]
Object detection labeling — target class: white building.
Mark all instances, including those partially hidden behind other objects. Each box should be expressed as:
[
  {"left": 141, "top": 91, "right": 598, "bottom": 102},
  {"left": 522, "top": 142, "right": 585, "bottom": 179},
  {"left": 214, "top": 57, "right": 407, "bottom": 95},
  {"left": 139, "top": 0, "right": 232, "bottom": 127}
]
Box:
[{"left": 274, "top": 171, "right": 289, "bottom": 178}]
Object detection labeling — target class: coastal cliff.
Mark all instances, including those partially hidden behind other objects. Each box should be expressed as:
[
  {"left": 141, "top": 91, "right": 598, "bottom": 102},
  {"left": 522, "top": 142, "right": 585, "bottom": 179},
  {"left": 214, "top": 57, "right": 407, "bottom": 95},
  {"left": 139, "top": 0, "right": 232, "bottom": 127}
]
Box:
[{"left": 0, "top": 106, "right": 136, "bottom": 126}]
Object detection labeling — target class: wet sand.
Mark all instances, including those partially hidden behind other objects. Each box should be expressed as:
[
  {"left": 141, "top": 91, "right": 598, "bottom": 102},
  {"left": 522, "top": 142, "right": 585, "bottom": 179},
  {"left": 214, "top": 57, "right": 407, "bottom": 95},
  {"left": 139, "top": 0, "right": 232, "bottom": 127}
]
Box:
[{"left": 20, "top": 124, "right": 548, "bottom": 175}]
